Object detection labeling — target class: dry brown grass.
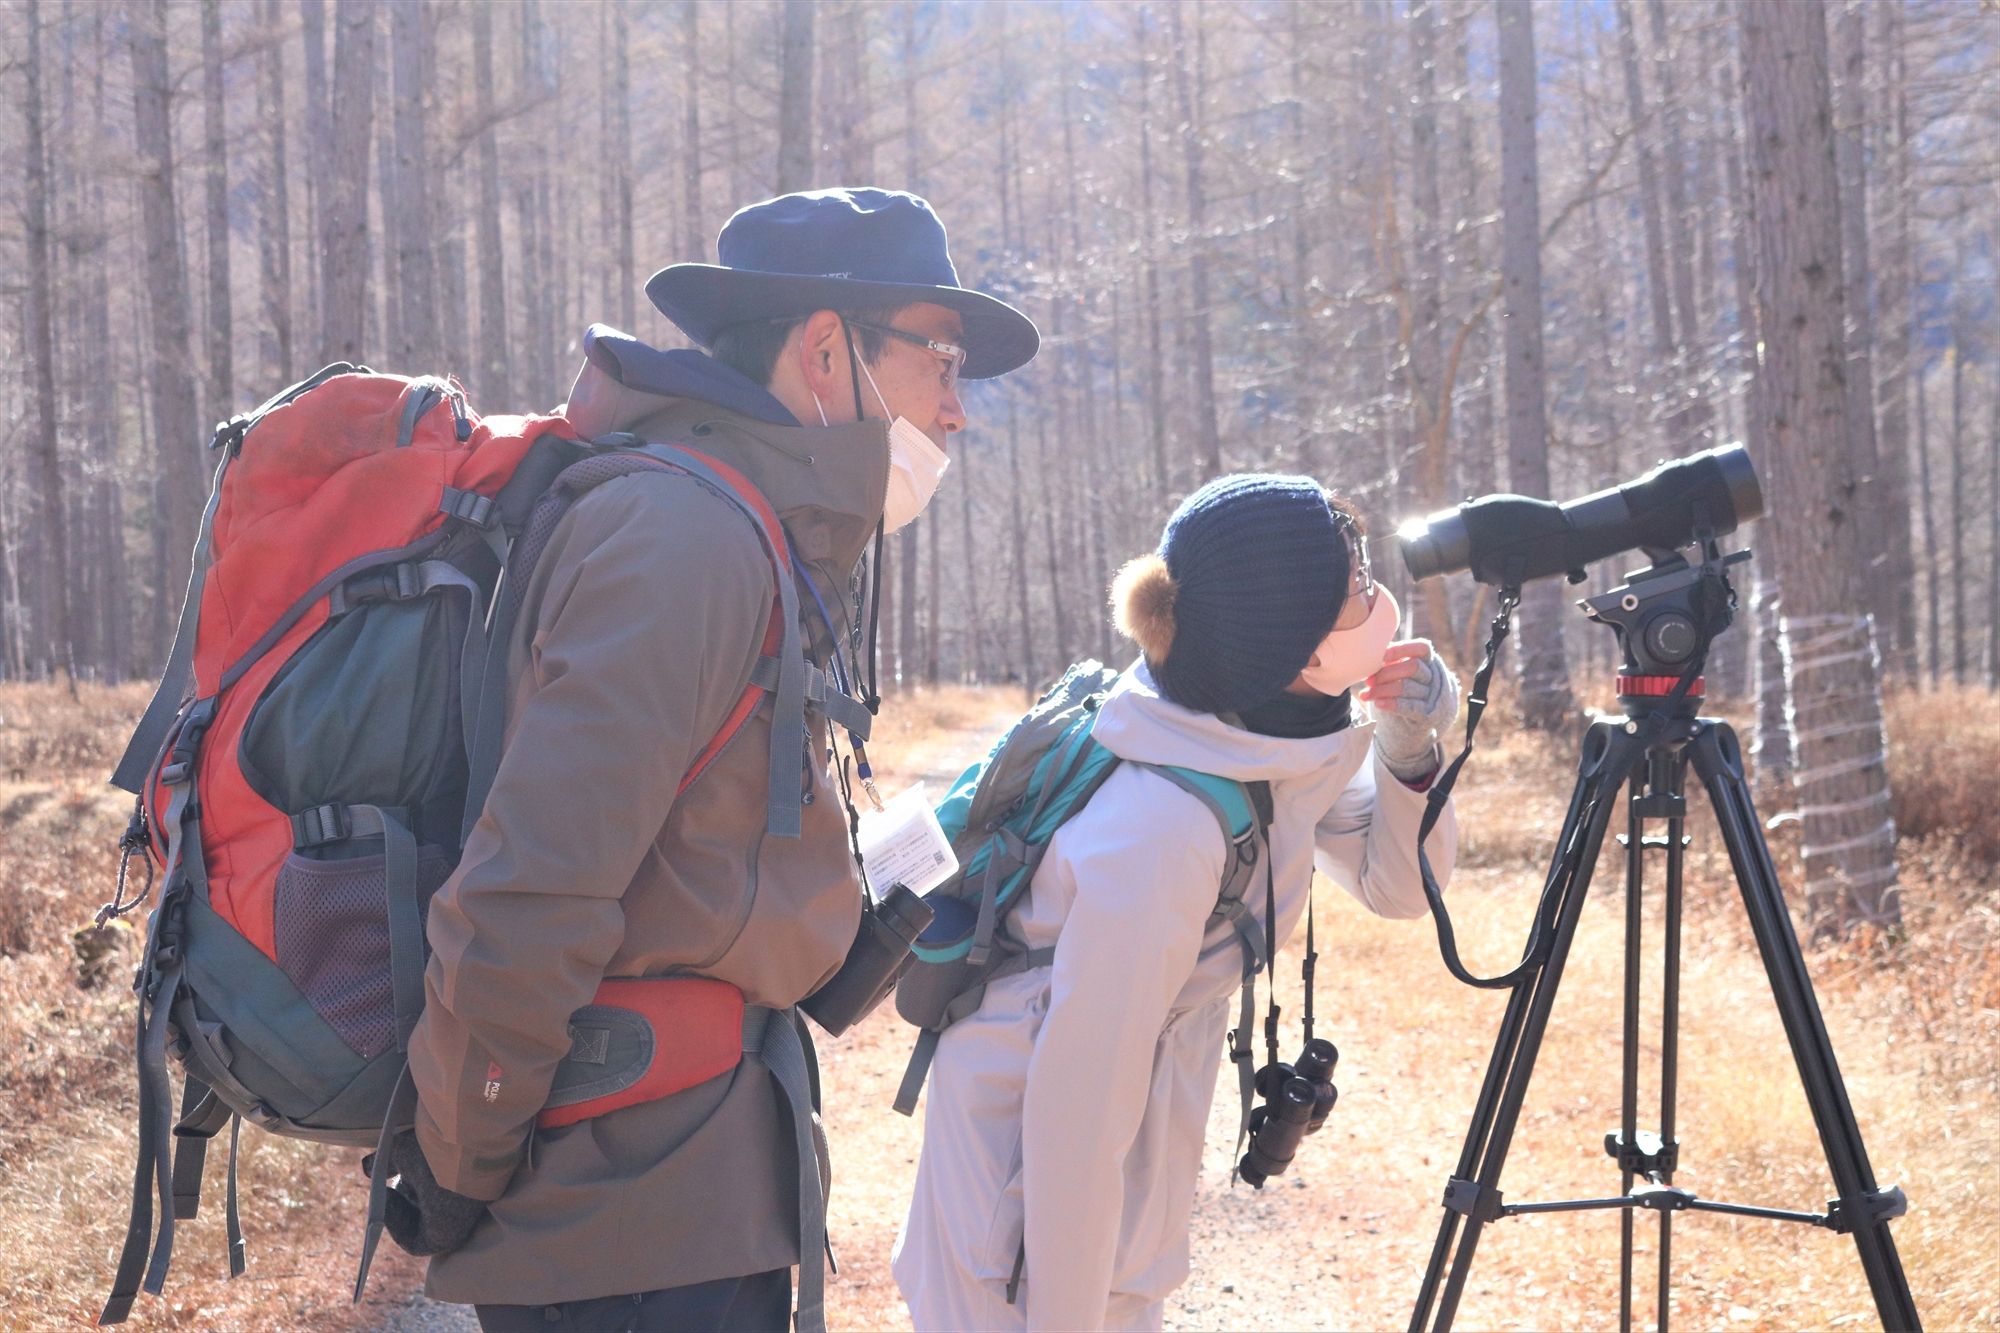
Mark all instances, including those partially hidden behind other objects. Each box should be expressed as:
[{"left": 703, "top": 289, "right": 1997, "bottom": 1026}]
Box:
[
  {"left": 0, "top": 683, "right": 428, "bottom": 1331},
  {"left": 4, "top": 681, "right": 1995, "bottom": 1331}
]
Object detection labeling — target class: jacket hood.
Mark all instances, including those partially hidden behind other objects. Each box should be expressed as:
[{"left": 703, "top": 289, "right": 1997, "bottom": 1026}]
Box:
[
  {"left": 561, "top": 324, "right": 889, "bottom": 575},
  {"left": 572, "top": 323, "right": 800, "bottom": 427},
  {"left": 1092, "top": 660, "right": 1371, "bottom": 783}
]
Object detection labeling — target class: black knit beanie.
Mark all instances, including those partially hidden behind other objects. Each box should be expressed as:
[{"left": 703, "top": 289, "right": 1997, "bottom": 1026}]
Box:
[{"left": 1112, "top": 473, "right": 1352, "bottom": 715}]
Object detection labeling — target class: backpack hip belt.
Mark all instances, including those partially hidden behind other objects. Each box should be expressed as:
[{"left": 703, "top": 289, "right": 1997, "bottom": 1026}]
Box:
[
  {"left": 537, "top": 977, "right": 750, "bottom": 1129},
  {"left": 533, "top": 980, "right": 832, "bottom": 1332}
]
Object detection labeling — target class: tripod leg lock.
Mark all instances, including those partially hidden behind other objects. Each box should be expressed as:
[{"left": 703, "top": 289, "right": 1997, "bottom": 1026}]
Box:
[
  {"left": 1603, "top": 1129, "right": 1679, "bottom": 1177},
  {"left": 1824, "top": 1185, "right": 1908, "bottom": 1234},
  {"left": 1442, "top": 1177, "right": 1506, "bottom": 1223}
]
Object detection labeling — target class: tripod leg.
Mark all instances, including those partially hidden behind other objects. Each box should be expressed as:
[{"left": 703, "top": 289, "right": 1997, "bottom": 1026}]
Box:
[
  {"left": 1659, "top": 749, "right": 1686, "bottom": 1333},
  {"left": 1690, "top": 723, "right": 1921, "bottom": 1332},
  {"left": 1413, "top": 722, "right": 1653, "bottom": 1333},
  {"left": 1409, "top": 722, "right": 1622, "bottom": 1331},
  {"left": 1620, "top": 767, "right": 1644, "bottom": 1333}
]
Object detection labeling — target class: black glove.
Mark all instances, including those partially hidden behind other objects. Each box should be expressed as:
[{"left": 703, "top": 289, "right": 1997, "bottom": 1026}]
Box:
[{"left": 368, "top": 1130, "right": 487, "bottom": 1258}]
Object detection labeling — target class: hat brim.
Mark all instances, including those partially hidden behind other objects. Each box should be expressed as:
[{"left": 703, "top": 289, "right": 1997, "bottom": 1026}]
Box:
[{"left": 645, "top": 265, "right": 1040, "bottom": 380}]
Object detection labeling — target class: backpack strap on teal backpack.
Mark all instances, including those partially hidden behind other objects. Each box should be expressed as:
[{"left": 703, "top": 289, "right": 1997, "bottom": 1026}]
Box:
[{"left": 1138, "top": 767, "right": 1275, "bottom": 1158}]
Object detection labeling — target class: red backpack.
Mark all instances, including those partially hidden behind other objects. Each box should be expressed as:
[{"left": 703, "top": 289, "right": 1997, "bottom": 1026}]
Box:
[{"left": 99, "top": 365, "right": 808, "bottom": 1323}]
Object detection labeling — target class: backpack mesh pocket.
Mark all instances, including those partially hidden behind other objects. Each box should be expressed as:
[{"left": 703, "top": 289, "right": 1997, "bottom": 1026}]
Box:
[{"left": 274, "top": 846, "right": 451, "bottom": 1058}]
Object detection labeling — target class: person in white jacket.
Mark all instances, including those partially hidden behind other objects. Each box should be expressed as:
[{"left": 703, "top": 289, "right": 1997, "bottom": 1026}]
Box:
[{"left": 893, "top": 473, "right": 1461, "bottom": 1332}]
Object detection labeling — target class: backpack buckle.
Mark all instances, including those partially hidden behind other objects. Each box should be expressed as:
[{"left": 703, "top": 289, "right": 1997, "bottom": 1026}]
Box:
[
  {"left": 209, "top": 415, "right": 252, "bottom": 454},
  {"left": 290, "top": 803, "right": 352, "bottom": 849},
  {"left": 440, "top": 487, "right": 497, "bottom": 528}
]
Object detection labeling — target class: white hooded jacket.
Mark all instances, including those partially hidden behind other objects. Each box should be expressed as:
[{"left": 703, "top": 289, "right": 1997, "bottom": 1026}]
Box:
[{"left": 893, "top": 662, "right": 1458, "bottom": 1331}]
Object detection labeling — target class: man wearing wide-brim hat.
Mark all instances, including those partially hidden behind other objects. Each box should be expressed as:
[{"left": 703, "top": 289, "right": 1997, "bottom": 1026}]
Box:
[{"left": 391, "top": 188, "right": 1038, "bottom": 1332}]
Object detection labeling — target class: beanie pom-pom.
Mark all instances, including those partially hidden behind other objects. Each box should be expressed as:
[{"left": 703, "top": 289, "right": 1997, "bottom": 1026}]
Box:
[{"left": 1113, "top": 554, "right": 1178, "bottom": 661}]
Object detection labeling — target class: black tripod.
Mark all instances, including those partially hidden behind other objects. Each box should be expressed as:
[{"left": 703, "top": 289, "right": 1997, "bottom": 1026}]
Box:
[{"left": 1409, "top": 546, "right": 1920, "bottom": 1332}]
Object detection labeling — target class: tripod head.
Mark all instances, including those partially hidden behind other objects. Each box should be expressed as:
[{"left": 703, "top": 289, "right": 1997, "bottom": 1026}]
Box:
[{"left": 1579, "top": 536, "right": 1749, "bottom": 715}]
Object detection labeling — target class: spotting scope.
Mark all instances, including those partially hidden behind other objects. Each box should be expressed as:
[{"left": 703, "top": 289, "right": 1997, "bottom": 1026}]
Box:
[{"left": 1396, "top": 444, "right": 1762, "bottom": 586}]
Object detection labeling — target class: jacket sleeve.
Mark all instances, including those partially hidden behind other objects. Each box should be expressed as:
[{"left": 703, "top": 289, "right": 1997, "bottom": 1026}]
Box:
[
  {"left": 1021, "top": 771, "right": 1226, "bottom": 1331},
  {"left": 1313, "top": 743, "right": 1458, "bottom": 920},
  {"left": 407, "top": 472, "right": 775, "bottom": 1199}
]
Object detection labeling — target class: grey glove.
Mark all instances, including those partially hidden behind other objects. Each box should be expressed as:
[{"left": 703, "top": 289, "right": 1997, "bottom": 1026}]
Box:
[{"left": 1366, "top": 648, "right": 1462, "bottom": 782}]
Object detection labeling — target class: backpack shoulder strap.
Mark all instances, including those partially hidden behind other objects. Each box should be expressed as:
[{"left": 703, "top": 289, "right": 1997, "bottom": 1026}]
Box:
[
  {"left": 459, "top": 437, "right": 807, "bottom": 847},
  {"left": 1138, "top": 764, "right": 1275, "bottom": 1160}
]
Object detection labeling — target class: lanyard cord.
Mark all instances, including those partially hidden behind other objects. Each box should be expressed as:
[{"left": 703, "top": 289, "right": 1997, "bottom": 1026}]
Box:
[
  {"left": 791, "top": 544, "right": 873, "bottom": 879},
  {"left": 1301, "top": 879, "right": 1317, "bottom": 1045},
  {"left": 1262, "top": 852, "right": 1282, "bottom": 1075},
  {"left": 795, "top": 552, "right": 855, "bottom": 697}
]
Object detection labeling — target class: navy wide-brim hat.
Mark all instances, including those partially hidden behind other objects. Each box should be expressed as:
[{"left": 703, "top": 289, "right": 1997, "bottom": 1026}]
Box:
[{"left": 646, "top": 187, "right": 1040, "bottom": 380}]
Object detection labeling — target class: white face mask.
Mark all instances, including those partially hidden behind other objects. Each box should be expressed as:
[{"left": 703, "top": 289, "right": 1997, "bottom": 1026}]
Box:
[
  {"left": 1299, "top": 586, "right": 1401, "bottom": 697},
  {"left": 853, "top": 352, "right": 950, "bottom": 534}
]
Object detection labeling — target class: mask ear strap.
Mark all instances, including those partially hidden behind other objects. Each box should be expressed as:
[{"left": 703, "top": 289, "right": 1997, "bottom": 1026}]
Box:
[{"left": 841, "top": 320, "right": 867, "bottom": 422}]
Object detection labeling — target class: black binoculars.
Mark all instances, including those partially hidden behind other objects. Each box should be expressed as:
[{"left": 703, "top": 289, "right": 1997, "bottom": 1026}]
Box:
[
  {"left": 1238, "top": 1038, "right": 1339, "bottom": 1189},
  {"left": 800, "top": 882, "right": 934, "bottom": 1037}
]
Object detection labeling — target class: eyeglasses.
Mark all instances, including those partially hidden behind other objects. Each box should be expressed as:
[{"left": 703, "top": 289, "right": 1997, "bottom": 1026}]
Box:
[
  {"left": 844, "top": 319, "right": 968, "bottom": 391},
  {"left": 1335, "top": 522, "right": 1377, "bottom": 628}
]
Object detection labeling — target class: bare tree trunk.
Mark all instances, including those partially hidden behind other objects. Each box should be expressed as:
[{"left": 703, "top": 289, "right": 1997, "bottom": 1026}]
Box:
[
  {"left": 300, "top": 0, "right": 328, "bottom": 345},
  {"left": 200, "top": 0, "right": 233, "bottom": 420},
  {"left": 1916, "top": 363, "right": 1939, "bottom": 685},
  {"left": 1136, "top": 6, "right": 1170, "bottom": 500},
  {"left": 611, "top": 0, "right": 635, "bottom": 328},
  {"left": 1614, "top": 0, "right": 1679, "bottom": 441},
  {"left": 1739, "top": 0, "right": 1899, "bottom": 933},
  {"left": 25, "top": 0, "right": 74, "bottom": 684},
  {"left": 1643, "top": 0, "right": 1716, "bottom": 446},
  {"left": 1948, "top": 322, "right": 1967, "bottom": 686},
  {"left": 926, "top": 509, "right": 941, "bottom": 684},
  {"left": 724, "top": 3, "right": 744, "bottom": 211},
  {"left": 679, "top": 0, "right": 701, "bottom": 269},
  {"left": 829, "top": 1, "right": 871, "bottom": 182},
  {"left": 472, "top": 2, "right": 508, "bottom": 396},
  {"left": 1007, "top": 398, "right": 1036, "bottom": 687},
  {"left": 899, "top": 12, "right": 925, "bottom": 686},
  {"left": 1872, "top": 0, "right": 1918, "bottom": 678},
  {"left": 1288, "top": 3, "right": 1319, "bottom": 474},
  {"left": 1989, "top": 386, "right": 2000, "bottom": 688},
  {"left": 320, "top": 0, "right": 376, "bottom": 364},
  {"left": 1497, "top": 0, "right": 1573, "bottom": 731},
  {"left": 1750, "top": 569, "right": 1794, "bottom": 802},
  {"left": 1169, "top": 2, "right": 1221, "bottom": 481},
  {"left": 86, "top": 5, "right": 130, "bottom": 675},
  {"left": 389, "top": 0, "right": 436, "bottom": 365},
  {"left": 130, "top": 0, "right": 204, "bottom": 658},
  {"left": 1717, "top": 0, "right": 1777, "bottom": 725},
  {"left": 775, "top": 1, "right": 813, "bottom": 193},
  {"left": 514, "top": 1, "right": 551, "bottom": 401},
  {"left": 958, "top": 445, "right": 981, "bottom": 683},
  {"left": 370, "top": 48, "right": 396, "bottom": 360},
  {"left": 257, "top": 0, "right": 294, "bottom": 383},
  {"left": 1832, "top": 0, "right": 1890, "bottom": 654},
  {"left": 1408, "top": 0, "right": 1454, "bottom": 646}
]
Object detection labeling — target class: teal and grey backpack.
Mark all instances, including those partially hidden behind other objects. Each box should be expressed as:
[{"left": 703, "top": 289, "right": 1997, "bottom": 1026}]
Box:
[{"left": 892, "top": 660, "right": 1274, "bottom": 1117}]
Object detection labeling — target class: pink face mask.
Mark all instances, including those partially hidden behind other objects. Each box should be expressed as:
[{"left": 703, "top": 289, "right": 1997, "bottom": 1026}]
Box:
[{"left": 1298, "top": 586, "right": 1401, "bottom": 697}]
